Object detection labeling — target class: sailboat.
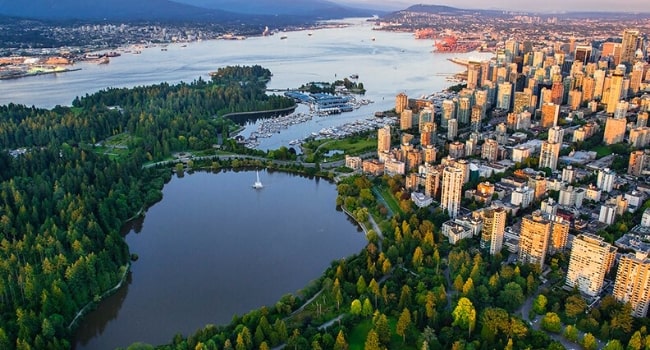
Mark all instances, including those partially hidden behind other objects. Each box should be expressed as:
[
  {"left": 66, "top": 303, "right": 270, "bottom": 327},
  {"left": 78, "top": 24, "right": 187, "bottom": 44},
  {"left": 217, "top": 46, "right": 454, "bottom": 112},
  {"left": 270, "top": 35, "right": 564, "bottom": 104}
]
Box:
[{"left": 252, "top": 171, "right": 263, "bottom": 189}]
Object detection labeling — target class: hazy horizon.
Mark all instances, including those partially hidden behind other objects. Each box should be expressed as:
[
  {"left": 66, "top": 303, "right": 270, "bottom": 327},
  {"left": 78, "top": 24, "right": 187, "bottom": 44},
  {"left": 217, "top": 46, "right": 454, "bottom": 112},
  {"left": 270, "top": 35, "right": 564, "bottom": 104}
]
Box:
[{"left": 331, "top": 0, "right": 648, "bottom": 13}]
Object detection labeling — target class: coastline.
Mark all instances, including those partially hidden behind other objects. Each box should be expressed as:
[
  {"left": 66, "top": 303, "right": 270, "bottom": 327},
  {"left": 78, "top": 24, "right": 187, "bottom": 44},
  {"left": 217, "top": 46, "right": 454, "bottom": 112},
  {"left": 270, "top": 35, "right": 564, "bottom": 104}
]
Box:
[
  {"left": 67, "top": 262, "right": 131, "bottom": 331},
  {"left": 0, "top": 67, "right": 82, "bottom": 80}
]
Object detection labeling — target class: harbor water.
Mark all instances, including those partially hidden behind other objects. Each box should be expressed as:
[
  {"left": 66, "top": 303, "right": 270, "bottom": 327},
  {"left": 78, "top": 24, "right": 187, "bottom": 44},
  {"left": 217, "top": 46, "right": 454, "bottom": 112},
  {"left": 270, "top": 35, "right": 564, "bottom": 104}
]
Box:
[{"left": 0, "top": 18, "right": 492, "bottom": 151}]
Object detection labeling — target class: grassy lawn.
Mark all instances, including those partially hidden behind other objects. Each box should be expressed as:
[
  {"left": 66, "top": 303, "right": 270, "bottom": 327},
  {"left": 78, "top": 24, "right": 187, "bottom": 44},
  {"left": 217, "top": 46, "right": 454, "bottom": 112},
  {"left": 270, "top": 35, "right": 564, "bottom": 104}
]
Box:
[
  {"left": 593, "top": 144, "right": 613, "bottom": 158},
  {"left": 324, "top": 138, "right": 377, "bottom": 155},
  {"left": 375, "top": 186, "right": 404, "bottom": 217},
  {"left": 348, "top": 319, "right": 373, "bottom": 350},
  {"left": 348, "top": 316, "right": 411, "bottom": 350},
  {"left": 92, "top": 133, "right": 141, "bottom": 160},
  {"left": 285, "top": 290, "right": 341, "bottom": 330}
]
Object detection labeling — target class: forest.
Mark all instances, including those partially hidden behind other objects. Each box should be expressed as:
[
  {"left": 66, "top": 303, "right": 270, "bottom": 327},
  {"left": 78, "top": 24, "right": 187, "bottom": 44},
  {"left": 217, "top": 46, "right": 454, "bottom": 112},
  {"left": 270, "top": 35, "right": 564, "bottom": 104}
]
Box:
[
  {"left": 0, "top": 65, "right": 295, "bottom": 349},
  {"left": 2, "top": 63, "right": 649, "bottom": 350},
  {"left": 150, "top": 173, "right": 650, "bottom": 350}
]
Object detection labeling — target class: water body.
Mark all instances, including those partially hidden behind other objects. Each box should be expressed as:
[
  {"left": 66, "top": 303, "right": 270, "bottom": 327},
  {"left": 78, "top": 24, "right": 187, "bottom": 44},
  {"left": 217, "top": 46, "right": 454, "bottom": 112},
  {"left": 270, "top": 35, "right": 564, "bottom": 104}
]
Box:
[
  {"left": 0, "top": 18, "right": 492, "bottom": 150},
  {"left": 74, "top": 170, "right": 366, "bottom": 349}
]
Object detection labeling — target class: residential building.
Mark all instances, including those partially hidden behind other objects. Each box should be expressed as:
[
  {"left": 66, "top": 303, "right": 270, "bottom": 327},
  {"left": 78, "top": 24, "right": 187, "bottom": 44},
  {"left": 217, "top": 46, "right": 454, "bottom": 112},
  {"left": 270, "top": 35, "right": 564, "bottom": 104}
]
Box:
[
  {"left": 597, "top": 168, "right": 616, "bottom": 192},
  {"left": 481, "top": 139, "right": 499, "bottom": 162},
  {"left": 519, "top": 211, "right": 551, "bottom": 269},
  {"left": 566, "top": 233, "right": 617, "bottom": 297},
  {"left": 481, "top": 207, "right": 507, "bottom": 255},
  {"left": 441, "top": 166, "right": 464, "bottom": 219},
  {"left": 599, "top": 203, "right": 618, "bottom": 225},
  {"left": 603, "top": 116, "right": 627, "bottom": 145},
  {"left": 550, "top": 218, "right": 570, "bottom": 254},
  {"left": 377, "top": 125, "right": 391, "bottom": 156},
  {"left": 539, "top": 141, "right": 561, "bottom": 170},
  {"left": 541, "top": 103, "right": 559, "bottom": 128},
  {"left": 614, "top": 252, "right": 650, "bottom": 318},
  {"left": 511, "top": 186, "right": 535, "bottom": 208},
  {"left": 400, "top": 109, "right": 413, "bottom": 130}
]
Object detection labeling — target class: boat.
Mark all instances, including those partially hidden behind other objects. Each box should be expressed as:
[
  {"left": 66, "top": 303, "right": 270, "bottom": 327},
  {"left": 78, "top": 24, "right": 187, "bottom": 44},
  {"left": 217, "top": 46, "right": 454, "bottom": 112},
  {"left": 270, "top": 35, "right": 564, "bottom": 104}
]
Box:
[
  {"left": 308, "top": 31, "right": 313, "bottom": 36},
  {"left": 252, "top": 171, "right": 263, "bottom": 189},
  {"left": 280, "top": 35, "right": 288, "bottom": 40},
  {"left": 350, "top": 74, "right": 359, "bottom": 79}
]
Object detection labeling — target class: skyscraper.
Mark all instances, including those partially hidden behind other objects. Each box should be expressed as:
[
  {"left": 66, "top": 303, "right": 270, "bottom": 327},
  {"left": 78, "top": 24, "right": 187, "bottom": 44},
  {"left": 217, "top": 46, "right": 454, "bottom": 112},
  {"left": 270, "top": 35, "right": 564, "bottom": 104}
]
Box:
[
  {"left": 606, "top": 65, "right": 626, "bottom": 114},
  {"left": 377, "top": 125, "right": 391, "bottom": 156},
  {"left": 548, "top": 126, "right": 564, "bottom": 143},
  {"left": 400, "top": 109, "right": 413, "bottom": 130},
  {"left": 497, "top": 82, "right": 513, "bottom": 110},
  {"left": 457, "top": 97, "right": 471, "bottom": 125},
  {"left": 541, "top": 103, "right": 559, "bottom": 128},
  {"left": 566, "top": 233, "right": 617, "bottom": 297},
  {"left": 441, "top": 166, "right": 464, "bottom": 219},
  {"left": 467, "top": 63, "right": 480, "bottom": 89},
  {"left": 597, "top": 168, "right": 616, "bottom": 192},
  {"left": 614, "top": 252, "right": 650, "bottom": 318},
  {"left": 481, "top": 139, "right": 499, "bottom": 162},
  {"left": 418, "top": 106, "right": 434, "bottom": 132},
  {"left": 539, "top": 141, "right": 560, "bottom": 171},
  {"left": 574, "top": 45, "right": 593, "bottom": 65},
  {"left": 447, "top": 118, "right": 458, "bottom": 140},
  {"left": 441, "top": 99, "right": 456, "bottom": 128},
  {"left": 549, "top": 218, "right": 570, "bottom": 254},
  {"left": 481, "top": 207, "right": 506, "bottom": 255},
  {"left": 471, "top": 105, "right": 483, "bottom": 132},
  {"left": 513, "top": 90, "right": 532, "bottom": 114},
  {"left": 395, "top": 92, "right": 408, "bottom": 114},
  {"left": 603, "top": 116, "right": 627, "bottom": 145},
  {"left": 519, "top": 211, "right": 551, "bottom": 269},
  {"left": 621, "top": 29, "right": 640, "bottom": 67}
]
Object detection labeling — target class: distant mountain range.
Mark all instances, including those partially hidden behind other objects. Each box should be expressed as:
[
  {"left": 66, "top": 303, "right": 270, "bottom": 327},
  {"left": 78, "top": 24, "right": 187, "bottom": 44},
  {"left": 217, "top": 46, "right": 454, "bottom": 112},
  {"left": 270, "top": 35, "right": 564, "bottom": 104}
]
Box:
[
  {"left": 173, "top": 0, "right": 376, "bottom": 18},
  {"left": 395, "top": 4, "right": 650, "bottom": 18},
  {"left": 0, "top": 0, "right": 376, "bottom": 22}
]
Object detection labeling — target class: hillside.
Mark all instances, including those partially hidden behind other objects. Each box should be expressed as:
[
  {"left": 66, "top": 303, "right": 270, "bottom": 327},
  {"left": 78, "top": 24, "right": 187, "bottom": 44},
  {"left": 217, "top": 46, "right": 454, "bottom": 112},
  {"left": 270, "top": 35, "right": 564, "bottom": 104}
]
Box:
[{"left": 0, "top": 0, "right": 238, "bottom": 21}]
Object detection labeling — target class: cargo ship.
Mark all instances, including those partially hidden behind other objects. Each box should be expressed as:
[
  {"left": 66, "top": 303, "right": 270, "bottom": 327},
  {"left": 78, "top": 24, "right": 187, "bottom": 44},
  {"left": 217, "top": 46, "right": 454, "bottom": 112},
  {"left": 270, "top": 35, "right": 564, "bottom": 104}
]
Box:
[
  {"left": 433, "top": 36, "right": 480, "bottom": 53},
  {"left": 414, "top": 28, "right": 435, "bottom": 39}
]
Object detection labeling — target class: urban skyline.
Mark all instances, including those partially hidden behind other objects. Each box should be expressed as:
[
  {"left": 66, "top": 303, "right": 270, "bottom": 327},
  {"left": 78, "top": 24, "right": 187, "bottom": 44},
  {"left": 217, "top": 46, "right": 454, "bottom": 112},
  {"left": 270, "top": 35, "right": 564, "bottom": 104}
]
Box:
[{"left": 336, "top": 0, "right": 650, "bottom": 13}]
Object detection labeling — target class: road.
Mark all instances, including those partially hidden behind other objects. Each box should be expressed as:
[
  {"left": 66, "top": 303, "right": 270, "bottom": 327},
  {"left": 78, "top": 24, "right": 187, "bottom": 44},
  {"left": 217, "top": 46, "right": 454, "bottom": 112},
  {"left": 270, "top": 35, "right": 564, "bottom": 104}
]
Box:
[
  {"left": 143, "top": 153, "right": 317, "bottom": 169},
  {"left": 516, "top": 281, "right": 604, "bottom": 350}
]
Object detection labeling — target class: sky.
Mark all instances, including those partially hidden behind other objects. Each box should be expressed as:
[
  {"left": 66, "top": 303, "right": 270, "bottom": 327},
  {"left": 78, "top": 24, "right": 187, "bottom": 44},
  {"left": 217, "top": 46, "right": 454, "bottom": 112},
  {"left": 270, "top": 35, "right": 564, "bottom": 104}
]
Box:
[{"left": 333, "top": 0, "right": 648, "bottom": 13}]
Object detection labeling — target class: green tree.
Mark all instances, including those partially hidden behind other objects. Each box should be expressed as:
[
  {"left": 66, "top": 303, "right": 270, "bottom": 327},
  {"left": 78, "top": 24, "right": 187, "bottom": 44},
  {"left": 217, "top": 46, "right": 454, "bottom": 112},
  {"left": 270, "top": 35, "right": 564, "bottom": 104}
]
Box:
[
  {"left": 453, "top": 275, "right": 464, "bottom": 292},
  {"left": 497, "top": 282, "right": 525, "bottom": 312},
  {"left": 452, "top": 297, "right": 476, "bottom": 337},
  {"left": 364, "top": 329, "right": 382, "bottom": 350},
  {"left": 541, "top": 312, "right": 562, "bottom": 333},
  {"left": 629, "top": 330, "right": 643, "bottom": 350},
  {"left": 603, "top": 340, "right": 624, "bottom": 350},
  {"left": 564, "top": 324, "right": 579, "bottom": 342},
  {"left": 582, "top": 333, "right": 598, "bottom": 350},
  {"left": 412, "top": 246, "right": 424, "bottom": 268},
  {"left": 533, "top": 294, "right": 547, "bottom": 315},
  {"left": 334, "top": 330, "right": 348, "bottom": 350},
  {"left": 362, "top": 298, "right": 374, "bottom": 318},
  {"left": 565, "top": 294, "right": 587, "bottom": 321},
  {"left": 425, "top": 291, "right": 436, "bottom": 321},
  {"left": 397, "top": 308, "right": 412, "bottom": 342},
  {"left": 369, "top": 279, "right": 380, "bottom": 308},
  {"left": 351, "top": 299, "right": 362, "bottom": 316},
  {"left": 373, "top": 313, "right": 391, "bottom": 345},
  {"left": 357, "top": 275, "right": 367, "bottom": 295}
]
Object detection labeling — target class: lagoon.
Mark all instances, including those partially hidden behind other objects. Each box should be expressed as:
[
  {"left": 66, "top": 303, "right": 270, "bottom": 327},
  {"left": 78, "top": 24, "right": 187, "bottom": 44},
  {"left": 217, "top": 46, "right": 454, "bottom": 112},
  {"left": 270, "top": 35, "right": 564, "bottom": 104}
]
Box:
[{"left": 73, "top": 170, "right": 367, "bottom": 349}]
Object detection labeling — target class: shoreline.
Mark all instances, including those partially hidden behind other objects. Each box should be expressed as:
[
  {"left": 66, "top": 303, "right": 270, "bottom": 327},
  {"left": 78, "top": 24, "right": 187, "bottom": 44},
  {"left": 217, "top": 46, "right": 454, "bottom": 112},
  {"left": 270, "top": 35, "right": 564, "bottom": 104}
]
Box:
[{"left": 0, "top": 67, "right": 82, "bottom": 80}]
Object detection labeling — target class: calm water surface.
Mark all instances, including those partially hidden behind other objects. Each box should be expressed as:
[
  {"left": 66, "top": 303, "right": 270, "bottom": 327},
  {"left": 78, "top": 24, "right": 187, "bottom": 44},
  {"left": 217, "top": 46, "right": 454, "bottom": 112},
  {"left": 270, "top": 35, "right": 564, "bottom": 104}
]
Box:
[
  {"left": 0, "top": 18, "right": 492, "bottom": 150},
  {"left": 74, "top": 170, "right": 366, "bottom": 349}
]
